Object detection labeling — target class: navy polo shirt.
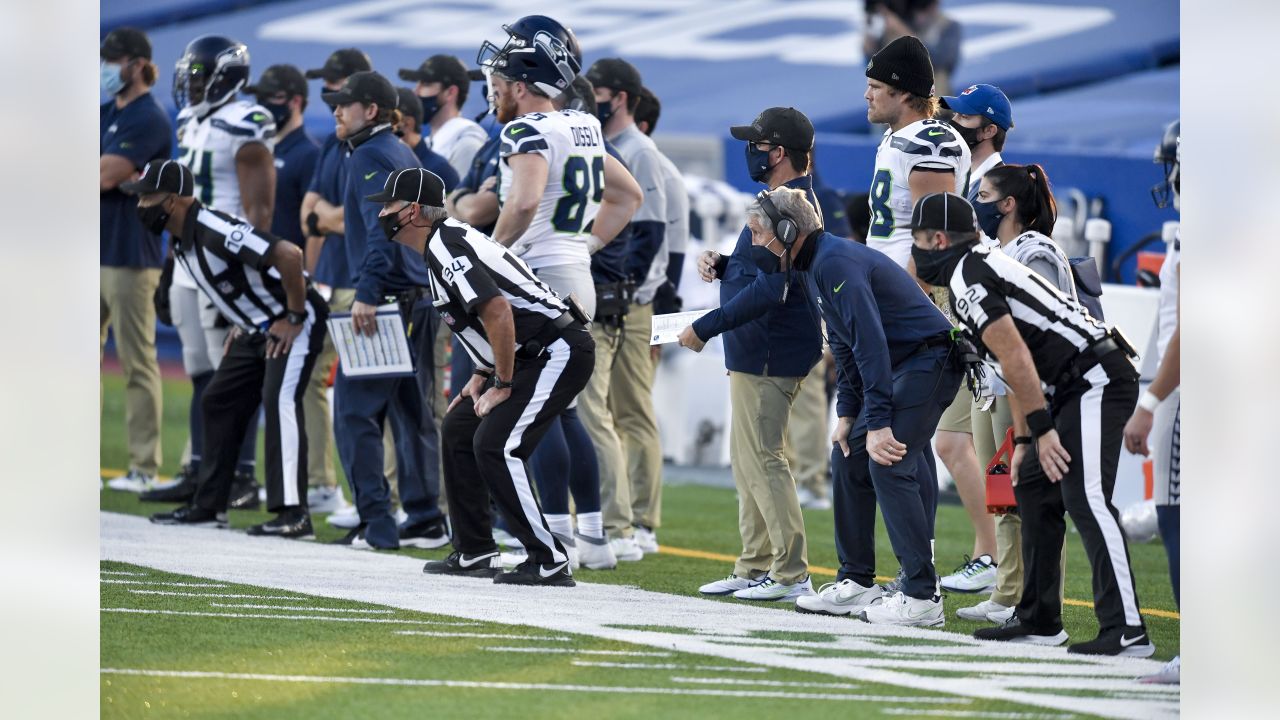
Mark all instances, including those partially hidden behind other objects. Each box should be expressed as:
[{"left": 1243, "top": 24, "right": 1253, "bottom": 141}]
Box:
[
  {"left": 344, "top": 127, "right": 431, "bottom": 304},
  {"left": 590, "top": 141, "right": 631, "bottom": 284},
  {"left": 308, "top": 133, "right": 351, "bottom": 287},
  {"left": 411, "top": 138, "right": 460, "bottom": 193},
  {"left": 270, "top": 127, "right": 319, "bottom": 247},
  {"left": 457, "top": 134, "right": 502, "bottom": 236},
  {"left": 101, "top": 92, "right": 172, "bottom": 268}
]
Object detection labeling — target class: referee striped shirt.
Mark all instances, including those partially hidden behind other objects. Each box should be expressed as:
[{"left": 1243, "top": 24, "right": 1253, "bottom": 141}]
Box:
[
  {"left": 425, "top": 218, "right": 568, "bottom": 370},
  {"left": 948, "top": 244, "right": 1107, "bottom": 387}
]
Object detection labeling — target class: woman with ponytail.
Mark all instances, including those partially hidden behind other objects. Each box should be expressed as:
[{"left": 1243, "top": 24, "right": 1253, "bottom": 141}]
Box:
[{"left": 975, "top": 163, "right": 1076, "bottom": 297}]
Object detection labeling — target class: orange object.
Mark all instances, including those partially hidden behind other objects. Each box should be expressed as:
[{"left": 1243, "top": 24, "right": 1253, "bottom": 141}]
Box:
[
  {"left": 1136, "top": 251, "right": 1166, "bottom": 281},
  {"left": 1143, "top": 459, "right": 1154, "bottom": 500},
  {"left": 986, "top": 427, "right": 1018, "bottom": 514}
]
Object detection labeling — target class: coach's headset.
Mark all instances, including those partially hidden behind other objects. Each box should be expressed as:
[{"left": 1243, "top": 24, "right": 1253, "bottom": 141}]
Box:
[{"left": 756, "top": 189, "right": 799, "bottom": 302}]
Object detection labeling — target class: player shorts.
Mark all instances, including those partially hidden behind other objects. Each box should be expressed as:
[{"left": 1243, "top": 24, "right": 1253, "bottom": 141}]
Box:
[{"left": 1150, "top": 387, "right": 1180, "bottom": 506}]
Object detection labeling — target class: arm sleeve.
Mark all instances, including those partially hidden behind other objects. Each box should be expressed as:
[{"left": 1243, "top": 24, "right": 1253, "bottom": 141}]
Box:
[
  {"left": 691, "top": 270, "right": 787, "bottom": 340},
  {"left": 623, "top": 148, "right": 668, "bottom": 282},
  {"left": 666, "top": 252, "right": 685, "bottom": 290},
  {"left": 353, "top": 157, "right": 396, "bottom": 305},
  {"left": 103, "top": 109, "right": 169, "bottom": 169},
  {"left": 437, "top": 234, "right": 502, "bottom": 312},
  {"left": 843, "top": 265, "right": 894, "bottom": 429}
]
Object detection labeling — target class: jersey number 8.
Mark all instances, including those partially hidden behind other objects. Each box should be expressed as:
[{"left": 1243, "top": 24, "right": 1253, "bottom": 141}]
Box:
[
  {"left": 869, "top": 168, "right": 894, "bottom": 239},
  {"left": 553, "top": 155, "right": 605, "bottom": 233}
]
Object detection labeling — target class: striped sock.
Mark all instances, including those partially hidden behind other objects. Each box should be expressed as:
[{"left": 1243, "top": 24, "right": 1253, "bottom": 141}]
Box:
[{"left": 576, "top": 512, "right": 603, "bottom": 539}]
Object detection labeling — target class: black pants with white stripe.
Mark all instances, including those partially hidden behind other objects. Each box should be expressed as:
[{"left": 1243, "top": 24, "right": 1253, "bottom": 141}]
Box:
[
  {"left": 441, "top": 324, "right": 595, "bottom": 566},
  {"left": 193, "top": 298, "right": 327, "bottom": 514},
  {"left": 1014, "top": 350, "right": 1144, "bottom": 634}
]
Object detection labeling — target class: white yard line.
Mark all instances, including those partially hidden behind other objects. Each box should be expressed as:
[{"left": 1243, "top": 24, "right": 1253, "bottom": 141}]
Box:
[
  {"left": 394, "top": 630, "right": 571, "bottom": 641},
  {"left": 101, "top": 580, "right": 228, "bottom": 588},
  {"left": 127, "top": 590, "right": 307, "bottom": 601},
  {"left": 981, "top": 675, "right": 1181, "bottom": 694},
  {"left": 208, "top": 602, "right": 395, "bottom": 613},
  {"left": 100, "top": 512, "right": 1178, "bottom": 720},
  {"left": 101, "top": 608, "right": 474, "bottom": 626},
  {"left": 880, "top": 710, "right": 1076, "bottom": 718},
  {"left": 570, "top": 660, "right": 767, "bottom": 673},
  {"left": 101, "top": 570, "right": 147, "bottom": 576},
  {"left": 483, "top": 647, "right": 674, "bottom": 657},
  {"left": 671, "top": 675, "right": 864, "bottom": 690}
]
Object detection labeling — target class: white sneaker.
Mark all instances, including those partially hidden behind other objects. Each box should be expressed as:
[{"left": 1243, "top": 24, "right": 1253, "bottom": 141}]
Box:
[
  {"left": 860, "top": 591, "right": 945, "bottom": 627},
  {"left": 795, "top": 578, "right": 884, "bottom": 616},
  {"left": 307, "top": 486, "right": 349, "bottom": 514},
  {"left": 258, "top": 487, "right": 268, "bottom": 503},
  {"left": 106, "top": 470, "right": 155, "bottom": 493},
  {"left": 633, "top": 525, "right": 658, "bottom": 554},
  {"left": 576, "top": 533, "right": 617, "bottom": 570},
  {"left": 956, "top": 598, "right": 1012, "bottom": 623},
  {"left": 493, "top": 528, "right": 524, "bottom": 549},
  {"left": 500, "top": 549, "right": 528, "bottom": 569},
  {"left": 940, "top": 554, "right": 998, "bottom": 594},
  {"left": 733, "top": 575, "right": 814, "bottom": 602},
  {"left": 609, "top": 536, "right": 644, "bottom": 562},
  {"left": 796, "top": 486, "right": 832, "bottom": 510},
  {"left": 988, "top": 604, "right": 1015, "bottom": 623},
  {"left": 1137, "top": 655, "right": 1180, "bottom": 684},
  {"left": 326, "top": 504, "right": 361, "bottom": 529},
  {"left": 699, "top": 574, "right": 759, "bottom": 596}
]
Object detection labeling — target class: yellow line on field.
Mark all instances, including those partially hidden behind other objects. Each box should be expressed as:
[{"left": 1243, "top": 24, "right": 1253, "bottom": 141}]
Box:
[{"left": 99, "top": 466, "right": 1180, "bottom": 621}]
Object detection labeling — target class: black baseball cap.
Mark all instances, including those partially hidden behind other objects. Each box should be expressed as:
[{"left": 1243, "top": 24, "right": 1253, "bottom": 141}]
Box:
[
  {"left": 101, "top": 27, "right": 151, "bottom": 61},
  {"left": 321, "top": 71, "right": 398, "bottom": 110},
  {"left": 305, "top": 48, "right": 372, "bottom": 82},
  {"left": 244, "top": 64, "right": 308, "bottom": 99},
  {"left": 120, "top": 160, "right": 195, "bottom": 197},
  {"left": 399, "top": 54, "right": 469, "bottom": 87},
  {"left": 730, "top": 107, "right": 815, "bottom": 151},
  {"left": 585, "top": 58, "right": 642, "bottom": 98},
  {"left": 467, "top": 68, "right": 487, "bottom": 81},
  {"left": 366, "top": 167, "right": 446, "bottom": 208},
  {"left": 910, "top": 192, "right": 975, "bottom": 233},
  {"left": 396, "top": 87, "right": 423, "bottom": 125}
]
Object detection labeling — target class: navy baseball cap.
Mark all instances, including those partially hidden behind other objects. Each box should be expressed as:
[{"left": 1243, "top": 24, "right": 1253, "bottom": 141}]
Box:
[{"left": 940, "top": 84, "right": 1013, "bottom": 131}]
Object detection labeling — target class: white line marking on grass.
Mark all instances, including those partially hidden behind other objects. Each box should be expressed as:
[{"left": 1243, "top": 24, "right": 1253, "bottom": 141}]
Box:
[
  {"left": 101, "top": 580, "right": 228, "bottom": 587},
  {"left": 881, "top": 710, "right": 1075, "bottom": 718},
  {"left": 980, "top": 676, "right": 1181, "bottom": 694},
  {"left": 208, "top": 602, "right": 395, "bottom": 613},
  {"left": 669, "top": 676, "right": 970, "bottom": 704},
  {"left": 483, "top": 647, "right": 674, "bottom": 658},
  {"left": 571, "top": 661, "right": 767, "bottom": 673},
  {"left": 101, "top": 608, "right": 475, "bottom": 626},
  {"left": 127, "top": 590, "right": 306, "bottom": 601},
  {"left": 101, "top": 570, "right": 146, "bottom": 576},
  {"left": 98, "top": 668, "right": 889, "bottom": 702},
  {"left": 394, "top": 630, "right": 570, "bottom": 641}
]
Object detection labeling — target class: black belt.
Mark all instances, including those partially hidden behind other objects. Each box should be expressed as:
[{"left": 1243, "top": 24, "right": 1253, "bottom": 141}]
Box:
[
  {"left": 1052, "top": 335, "right": 1128, "bottom": 390},
  {"left": 517, "top": 312, "right": 582, "bottom": 359}
]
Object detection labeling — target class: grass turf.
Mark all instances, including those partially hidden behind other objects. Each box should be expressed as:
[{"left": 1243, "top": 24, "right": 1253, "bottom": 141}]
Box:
[{"left": 100, "top": 372, "right": 1179, "bottom": 664}]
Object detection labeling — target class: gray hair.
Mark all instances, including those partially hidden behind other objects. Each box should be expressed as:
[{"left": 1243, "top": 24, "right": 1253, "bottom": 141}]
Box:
[
  {"left": 745, "top": 187, "right": 821, "bottom": 241},
  {"left": 419, "top": 204, "right": 449, "bottom": 224}
]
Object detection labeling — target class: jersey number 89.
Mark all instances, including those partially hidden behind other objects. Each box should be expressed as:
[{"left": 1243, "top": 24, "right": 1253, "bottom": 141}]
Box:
[
  {"left": 869, "top": 168, "right": 894, "bottom": 238},
  {"left": 553, "top": 155, "right": 605, "bottom": 233}
]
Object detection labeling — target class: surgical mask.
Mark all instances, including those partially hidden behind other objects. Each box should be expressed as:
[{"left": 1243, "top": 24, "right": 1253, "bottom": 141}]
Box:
[
  {"left": 950, "top": 120, "right": 982, "bottom": 149},
  {"left": 746, "top": 243, "right": 781, "bottom": 273},
  {"left": 595, "top": 96, "right": 614, "bottom": 127},
  {"left": 378, "top": 205, "right": 411, "bottom": 241},
  {"left": 419, "top": 94, "right": 441, "bottom": 123},
  {"left": 101, "top": 60, "right": 126, "bottom": 97},
  {"left": 745, "top": 143, "right": 779, "bottom": 184},
  {"left": 136, "top": 201, "right": 171, "bottom": 235},
  {"left": 911, "top": 242, "right": 972, "bottom": 286},
  {"left": 261, "top": 100, "right": 292, "bottom": 128},
  {"left": 972, "top": 197, "right": 1006, "bottom": 239}
]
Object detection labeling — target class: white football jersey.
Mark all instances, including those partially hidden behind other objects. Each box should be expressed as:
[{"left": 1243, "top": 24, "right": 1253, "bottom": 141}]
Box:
[
  {"left": 867, "top": 118, "right": 970, "bottom": 268},
  {"left": 1156, "top": 227, "right": 1180, "bottom": 359},
  {"left": 497, "top": 109, "right": 605, "bottom": 270}
]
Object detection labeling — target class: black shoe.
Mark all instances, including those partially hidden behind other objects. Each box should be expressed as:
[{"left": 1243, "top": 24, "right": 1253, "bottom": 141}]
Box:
[
  {"left": 399, "top": 517, "right": 450, "bottom": 549},
  {"left": 423, "top": 550, "right": 501, "bottom": 578},
  {"left": 493, "top": 559, "right": 575, "bottom": 587},
  {"left": 247, "top": 510, "right": 314, "bottom": 539},
  {"left": 331, "top": 525, "right": 365, "bottom": 546},
  {"left": 974, "top": 615, "right": 1069, "bottom": 646},
  {"left": 331, "top": 524, "right": 398, "bottom": 550},
  {"left": 228, "top": 470, "right": 260, "bottom": 510},
  {"left": 139, "top": 467, "right": 199, "bottom": 503},
  {"left": 150, "top": 504, "right": 227, "bottom": 528},
  {"left": 1068, "top": 625, "right": 1155, "bottom": 657}
]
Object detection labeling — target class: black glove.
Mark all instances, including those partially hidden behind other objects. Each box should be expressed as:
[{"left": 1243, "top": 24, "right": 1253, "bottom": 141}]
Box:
[
  {"left": 652, "top": 280, "right": 683, "bottom": 315},
  {"left": 153, "top": 254, "right": 175, "bottom": 326}
]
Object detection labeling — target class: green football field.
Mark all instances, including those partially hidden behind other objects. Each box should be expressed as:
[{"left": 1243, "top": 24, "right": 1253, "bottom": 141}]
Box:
[{"left": 99, "top": 372, "right": 1180, "bottom": 719}]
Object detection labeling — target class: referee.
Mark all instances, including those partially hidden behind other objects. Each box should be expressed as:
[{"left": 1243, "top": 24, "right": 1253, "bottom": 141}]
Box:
[
  {"left": 909, "top": 192, "right": 1152, "bottom": 656},
  {"left": 130, "top": 161, "right": 328, "bottom": 538},
  {"left": 367, "top": 167, "right": 595, "bottom": 587}
]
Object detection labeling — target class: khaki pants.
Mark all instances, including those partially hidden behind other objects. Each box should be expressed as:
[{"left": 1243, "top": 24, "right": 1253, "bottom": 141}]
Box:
[
  {"left": 785, "top": 362, "right": 829, "bottom": 497},
  {"left": 730, "top": 371, "right": 809, "bottom": 584},
  {"left": 609, "top": 302, "right": 663, "bottom": 530},
  {"left": 300, "top": 288, "right": 353, "bottom": 490},
  {"left": 580, "top": 321, "right": 630, "bottom": 538},
  {"left": 101, "top": 267, "right": 163, "bottom": 475}
]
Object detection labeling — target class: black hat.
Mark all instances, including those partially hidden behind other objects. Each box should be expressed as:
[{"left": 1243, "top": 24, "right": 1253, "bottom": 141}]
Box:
[
  {"left": 244, "top": 64, "right": 308, "bottom": 99},
  {"left": 585, "top": 58, "right": 642, "bottom": 98},
  {"left": 365, "top": 167, "right": 446, "bottom": 208},
  {"left": 120, "top": 160, "right": 195, "bottom": 197},
  {"left": 305, "top": 48, "right": 372, "bottom": 82},
  {"left": 466, "top": 68, "right": 487, "bottom": 81},
  {"left": 910, "top": 192, "right": 974, "bottom": 233},
  {"left": 865, "top": 35, "right": 935, "bottom": 98},
  {"left": 396, "top": 87, "right": 423, "bottom": 125},
  {"left": 321, "top": 71, "right": 398, "bottom": 110},
  {"left": 730, "top": 107, "right": 814, "bottom": 151},
  {"left": 101, "top": 27, "right": 151, "bottom": 61},
  {"left": 399, "top": 54, "right": 469, "bottom": 87}
]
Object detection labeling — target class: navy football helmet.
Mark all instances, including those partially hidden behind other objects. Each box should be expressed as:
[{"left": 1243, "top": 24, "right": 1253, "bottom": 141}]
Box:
[
  {"left": 1151, "top": 119, "right": 1180, "bottom": 209},
  {"left": 477, "top": 15, "right": 582, "bottom": 97},
  {"left": 174, "top": 35, "right": 250, "bottom": 118}
]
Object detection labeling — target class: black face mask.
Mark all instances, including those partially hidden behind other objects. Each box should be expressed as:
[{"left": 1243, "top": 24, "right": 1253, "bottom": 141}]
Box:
[
  {"left": 137, "top": 201, "right": 172, "bottom": 235},
  {"left": 949, "top": 120, "right": 982, "bottom": 150},
  {"left": 261, "top": 100, "right": 292, "bottom": 129},
  {"left": 911, "top": 241, "right": 973, "bottom": 286},
  {"left": 378, "top": 205, "right": 411, "bottom": 241}
]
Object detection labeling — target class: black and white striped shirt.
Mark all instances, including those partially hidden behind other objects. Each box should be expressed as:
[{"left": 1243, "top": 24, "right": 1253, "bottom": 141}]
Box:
[
  {"left": 175, "top": 201, "right": 302, "bottom": 331},
  {"left": 424, "top": 218, "right": 568, "bottom": 370},
  {"left": 948, "top": 244, "right": 1107, "bottom": 386}
]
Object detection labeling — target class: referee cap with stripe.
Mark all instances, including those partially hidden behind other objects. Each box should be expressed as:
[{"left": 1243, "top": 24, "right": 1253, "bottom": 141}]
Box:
[
  {"left": 120, "top": 160, "right": 194, "bottom": 197},
  {"left": 365, "top": 167, "right": 446, "bottom": 207},
  {"left": 911, "top": 192, "right": 975, "bottom": 233}
]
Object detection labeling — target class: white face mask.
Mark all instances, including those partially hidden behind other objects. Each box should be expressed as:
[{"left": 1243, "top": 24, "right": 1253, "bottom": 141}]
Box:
[{"left": 101, "top": 60, "right": 126, "bottom": 97}]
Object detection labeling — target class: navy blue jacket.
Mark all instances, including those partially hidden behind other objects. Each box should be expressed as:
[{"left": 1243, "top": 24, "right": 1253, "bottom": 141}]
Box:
[
  {"left": 270, "top": 127, "right": 319, "bottom": 247},
  {"left": 101, "top": 92, "right": 172, "bottom": 268},
  {"left": 342, "top": 125, "right": 430, "bottom": 304},
  {"left": 590, "top": 141, "right": 631, "bottom": 284},
  {"left": 691, "top": 175, "right": 822, "bottom": 378},
  {"left": 411, "top": 138, "right": 460, "bottom": 193}
]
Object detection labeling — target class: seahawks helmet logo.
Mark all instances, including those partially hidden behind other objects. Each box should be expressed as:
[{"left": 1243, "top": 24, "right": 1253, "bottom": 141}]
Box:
[{"left": 533, "top": 30, "right": 574, "bottom": 89}]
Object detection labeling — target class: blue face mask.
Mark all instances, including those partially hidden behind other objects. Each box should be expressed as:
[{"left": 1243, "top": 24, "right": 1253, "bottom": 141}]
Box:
[
  {"left": 595, "top": 95, "right": 614, "bottom": 127},
  {"left": 972, "top": 197, "right": 1006, "bottom": 239},
  {"left": 261, "top": 100, "right": 291, "bottom": 128},
  {"left": 745, "top": 143, "right": 779, "bottom": 184},
  {"left": 419, "top": 94, "right": 441, "bottom": 124},
  {"left": 101, "top": 60, "right": 125, "bottom": 97}
]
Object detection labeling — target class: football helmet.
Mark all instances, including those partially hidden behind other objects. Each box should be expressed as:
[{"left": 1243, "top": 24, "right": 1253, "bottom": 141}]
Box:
[
  {"left": 1151, "top": 119, "right": 1180, "bottom": 209},
  {"left": 174, "top": 35, "right": 250, "bottom": 118},
  {"left": 477, "top": 15, "right": 582, "bottom": 97}
]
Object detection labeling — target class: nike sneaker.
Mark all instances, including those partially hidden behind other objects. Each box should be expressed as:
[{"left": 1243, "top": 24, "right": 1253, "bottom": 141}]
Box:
[
  {"left": 733, "top": 575, "right": 814, "bottom": 602},
  {"left": 423, "top": 550, "right": 501, "bottom": 578},
  {"left": 398, "top": 517, "right": 450, "bottom": 549},
  {"left": 796, "top": 578, "right": 884, "bottom": 616},
  {"left": 493, "top": 559, "right": 576, "bottom": 587},
  {"left": 246, "top": 510, "right": 314, "bottom": 540},
  {"left": 1068, "top": 625, "right": 1155, "bottom": 657},
  {"left": 1137, "top": 656, "right": 1180, "bottom": 684},
  {"left": 149, "top": 504, "right": 227, "bottom": 528},
  {"left": 609, "top": 536, "right": 644, "bottom": 562},
  {"left": 956, "top": 598, "right": 1012, "bottom": 623},
  {"left": 576, "top": 533, "right": 617, "bottom": 570},
  {"left": 974, "top": 615, "right": 1068, "bottom": 646},
  {"left": 106, "top": 469, "right": 156, "bottom": 493},
  {"left": 860, "top": 591, "right": 944, "bottom": 627},
  {"left": 940, "top": 554, "right": 997, "bottom": 593},
  {"left": 633, "top": 525, "right": 658, "bottom": 554},
  {"left": 699, "top": 574, "right": 759, "bottom": 596}
]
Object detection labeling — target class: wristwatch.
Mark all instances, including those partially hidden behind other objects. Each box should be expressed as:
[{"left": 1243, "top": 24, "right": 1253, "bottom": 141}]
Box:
[
  {"left": 285, "top": 310, "right": 306, "bottom": 326},
  {"left": 492, "top": 376, "right": 513, "bottom": 390}
]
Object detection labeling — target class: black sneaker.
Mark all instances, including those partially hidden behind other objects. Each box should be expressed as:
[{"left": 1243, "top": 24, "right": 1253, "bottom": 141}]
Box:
[
  {"left": 423, "top": 550, "right": 501, "bottom": 578},
  {"left": 1068, "top": 625, "right": 1155, "bottom": 657},
  {"left": 228, "top": 471, "right": 260, "bottom": 510},
  {"left": 331, "top": 525, "right": 366, "bottom": 546},
  {"left": 139, "top": 464, "right": 199, "bottom": 503},
  {"left": 493, "top": 559, "right": 575, "bottom": 587},
  {"left": 331, "top": 524, "right": 399, "bottom": 550},
  {"left": 974, "top": 615, "right": 1069, "bottom": 646},
  {"left": 399, "top": 517, "right": 450, "bottom": 549},
  {"left": 150, "top": 504, "right": 227, "bottom": 528},
  {"left": 247, "top": 510, "right": 314, "bottom": 539}
]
